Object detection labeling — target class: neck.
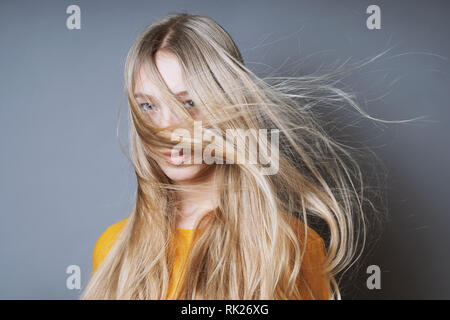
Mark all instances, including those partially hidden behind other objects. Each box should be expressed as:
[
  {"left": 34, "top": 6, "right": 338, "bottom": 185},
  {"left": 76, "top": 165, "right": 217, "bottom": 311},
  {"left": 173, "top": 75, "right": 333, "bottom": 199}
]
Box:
[{"left": 174, "top": 167, "right": 219, "bottom": 229}]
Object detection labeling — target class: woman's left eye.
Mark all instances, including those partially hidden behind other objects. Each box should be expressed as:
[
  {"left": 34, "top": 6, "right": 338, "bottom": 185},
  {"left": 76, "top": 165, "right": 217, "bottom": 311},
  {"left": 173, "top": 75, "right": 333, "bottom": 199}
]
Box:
[{"left": 183, "top": 100, "right": 195, "bottom": 108}]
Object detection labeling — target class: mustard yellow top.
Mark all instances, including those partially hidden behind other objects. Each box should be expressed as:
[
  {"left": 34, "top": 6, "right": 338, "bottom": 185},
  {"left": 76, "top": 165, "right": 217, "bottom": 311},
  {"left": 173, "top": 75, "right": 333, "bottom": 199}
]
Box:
[{"left": 92, "top": 216, "right": 330, "bottom": 299}]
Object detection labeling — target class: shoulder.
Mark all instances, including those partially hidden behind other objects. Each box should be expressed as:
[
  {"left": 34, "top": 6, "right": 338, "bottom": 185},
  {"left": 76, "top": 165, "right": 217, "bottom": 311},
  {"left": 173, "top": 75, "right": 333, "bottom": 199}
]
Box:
[
  {"left": 285, "top": 214, "right": 325, "bottom": 246},
  {"left": 92, "top": 217, "right": 128, "bottom": 273},
  {"left": 285, "top": 215, "right": 327, "bottom": 267},
  {"left": 286, "top": 215, "right": 331, "bottom": 299}
]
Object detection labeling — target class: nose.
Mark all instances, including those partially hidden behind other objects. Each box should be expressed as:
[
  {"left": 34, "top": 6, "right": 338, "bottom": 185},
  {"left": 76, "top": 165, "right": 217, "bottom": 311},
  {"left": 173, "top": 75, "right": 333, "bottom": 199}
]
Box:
[{"left": 153, "top": 104, "right": 182, "bottom": 128}]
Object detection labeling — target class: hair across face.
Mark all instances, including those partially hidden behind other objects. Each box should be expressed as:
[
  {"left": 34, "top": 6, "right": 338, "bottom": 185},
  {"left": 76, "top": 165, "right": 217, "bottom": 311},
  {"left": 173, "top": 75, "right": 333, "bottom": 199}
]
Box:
[{"left": 132, "top": 49, "right": 211, "bottom": 182}]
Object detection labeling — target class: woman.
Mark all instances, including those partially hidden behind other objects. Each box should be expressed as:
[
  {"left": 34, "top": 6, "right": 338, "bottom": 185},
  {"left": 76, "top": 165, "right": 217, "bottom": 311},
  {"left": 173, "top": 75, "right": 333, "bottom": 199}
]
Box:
[{"left": 82, "top": 12, "right": 379, "bottom": 300}]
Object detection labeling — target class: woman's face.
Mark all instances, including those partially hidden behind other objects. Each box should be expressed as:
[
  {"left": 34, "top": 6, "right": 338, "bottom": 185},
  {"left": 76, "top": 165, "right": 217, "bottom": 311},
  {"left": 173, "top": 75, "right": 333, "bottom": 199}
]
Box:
[{"left": 133, "top": 49, "right": 208, "bottom": 182}]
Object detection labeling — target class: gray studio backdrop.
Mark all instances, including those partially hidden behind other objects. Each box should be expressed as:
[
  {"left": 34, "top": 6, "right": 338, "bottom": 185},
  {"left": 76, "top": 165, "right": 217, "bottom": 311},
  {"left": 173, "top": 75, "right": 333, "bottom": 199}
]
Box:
[{"left": 1, "top": 0, "right": 449, "bottom": 299}]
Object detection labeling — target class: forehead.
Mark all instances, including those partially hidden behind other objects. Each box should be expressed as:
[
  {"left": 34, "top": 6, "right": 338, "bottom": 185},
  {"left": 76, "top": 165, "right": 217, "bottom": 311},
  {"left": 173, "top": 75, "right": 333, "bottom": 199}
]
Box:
[{"left": 134, "top": 50, "right": 187, "bottom": 98}]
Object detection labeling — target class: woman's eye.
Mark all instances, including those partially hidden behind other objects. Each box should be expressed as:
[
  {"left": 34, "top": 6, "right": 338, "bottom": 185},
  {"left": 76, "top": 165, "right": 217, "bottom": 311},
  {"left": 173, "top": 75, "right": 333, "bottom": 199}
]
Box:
[
  {"left": 139, "top": 103, "right": 155, "bottom": 112},
  {"left": 183, "top": 100, "right": 195, "bottom": 108}
]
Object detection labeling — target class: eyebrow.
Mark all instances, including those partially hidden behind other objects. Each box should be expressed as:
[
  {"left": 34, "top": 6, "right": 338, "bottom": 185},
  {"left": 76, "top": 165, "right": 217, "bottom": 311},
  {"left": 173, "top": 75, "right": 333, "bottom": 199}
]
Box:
[{"left": 133, "top": 90, "right": 189, "bottom": 99}]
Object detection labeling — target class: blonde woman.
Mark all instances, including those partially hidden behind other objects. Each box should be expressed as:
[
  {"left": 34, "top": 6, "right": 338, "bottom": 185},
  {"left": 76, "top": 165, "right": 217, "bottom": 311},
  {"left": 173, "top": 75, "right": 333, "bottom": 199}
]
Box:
[{"left": 82, "top": 12, "right": 383, "bottom": 300}]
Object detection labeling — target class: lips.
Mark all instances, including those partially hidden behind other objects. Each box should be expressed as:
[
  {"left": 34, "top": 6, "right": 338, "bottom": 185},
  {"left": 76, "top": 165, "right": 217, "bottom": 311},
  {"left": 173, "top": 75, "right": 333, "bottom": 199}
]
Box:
[
  {"left": 159, "top": 148, "right": 188, "bottom": 165},
  {"left": 161, "top": 149, "right": 183, "bottom": 157}
]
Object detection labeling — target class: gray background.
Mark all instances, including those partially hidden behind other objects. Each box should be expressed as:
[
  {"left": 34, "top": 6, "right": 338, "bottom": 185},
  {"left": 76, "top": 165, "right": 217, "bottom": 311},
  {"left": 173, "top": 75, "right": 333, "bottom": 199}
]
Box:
[{"left": 1, "top": 0, "right": 449, "bottom": 299}]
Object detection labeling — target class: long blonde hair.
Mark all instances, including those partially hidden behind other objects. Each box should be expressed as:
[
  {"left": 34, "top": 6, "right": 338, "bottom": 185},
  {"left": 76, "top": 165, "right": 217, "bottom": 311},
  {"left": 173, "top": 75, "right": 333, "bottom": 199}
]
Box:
[{"left": 82, "top": 12, "right": 395, "bottom": 299}]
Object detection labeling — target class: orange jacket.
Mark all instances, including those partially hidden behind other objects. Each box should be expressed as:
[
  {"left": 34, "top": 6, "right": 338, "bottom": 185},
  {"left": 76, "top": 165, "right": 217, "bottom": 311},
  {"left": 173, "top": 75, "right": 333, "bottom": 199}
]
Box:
[{"left": 92, "top": 216, "right": 331, "bottom": 299}]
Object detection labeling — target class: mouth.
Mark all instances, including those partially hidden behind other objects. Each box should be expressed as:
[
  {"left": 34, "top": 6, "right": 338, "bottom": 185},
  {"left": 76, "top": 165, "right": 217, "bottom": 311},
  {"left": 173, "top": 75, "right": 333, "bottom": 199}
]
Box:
[
  {"left": 160, "top": 148, "right": 188, "bottom": 165},
  {"left": 161, "top": 148, "right": 183, "bottom": 156}
]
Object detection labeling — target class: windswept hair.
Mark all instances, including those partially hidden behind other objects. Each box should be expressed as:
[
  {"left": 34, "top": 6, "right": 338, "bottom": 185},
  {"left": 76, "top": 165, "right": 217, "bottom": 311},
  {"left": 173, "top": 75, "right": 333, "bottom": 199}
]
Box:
[{"left": 81, "top": 12, "right": 398, "bottom": 299}]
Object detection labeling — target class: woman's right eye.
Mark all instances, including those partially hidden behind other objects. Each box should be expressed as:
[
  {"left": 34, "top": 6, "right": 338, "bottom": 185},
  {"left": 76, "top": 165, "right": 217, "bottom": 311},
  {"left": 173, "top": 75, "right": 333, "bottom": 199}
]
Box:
[{"left": 139, "top": 103, "right": 156, "bottom": 112}]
